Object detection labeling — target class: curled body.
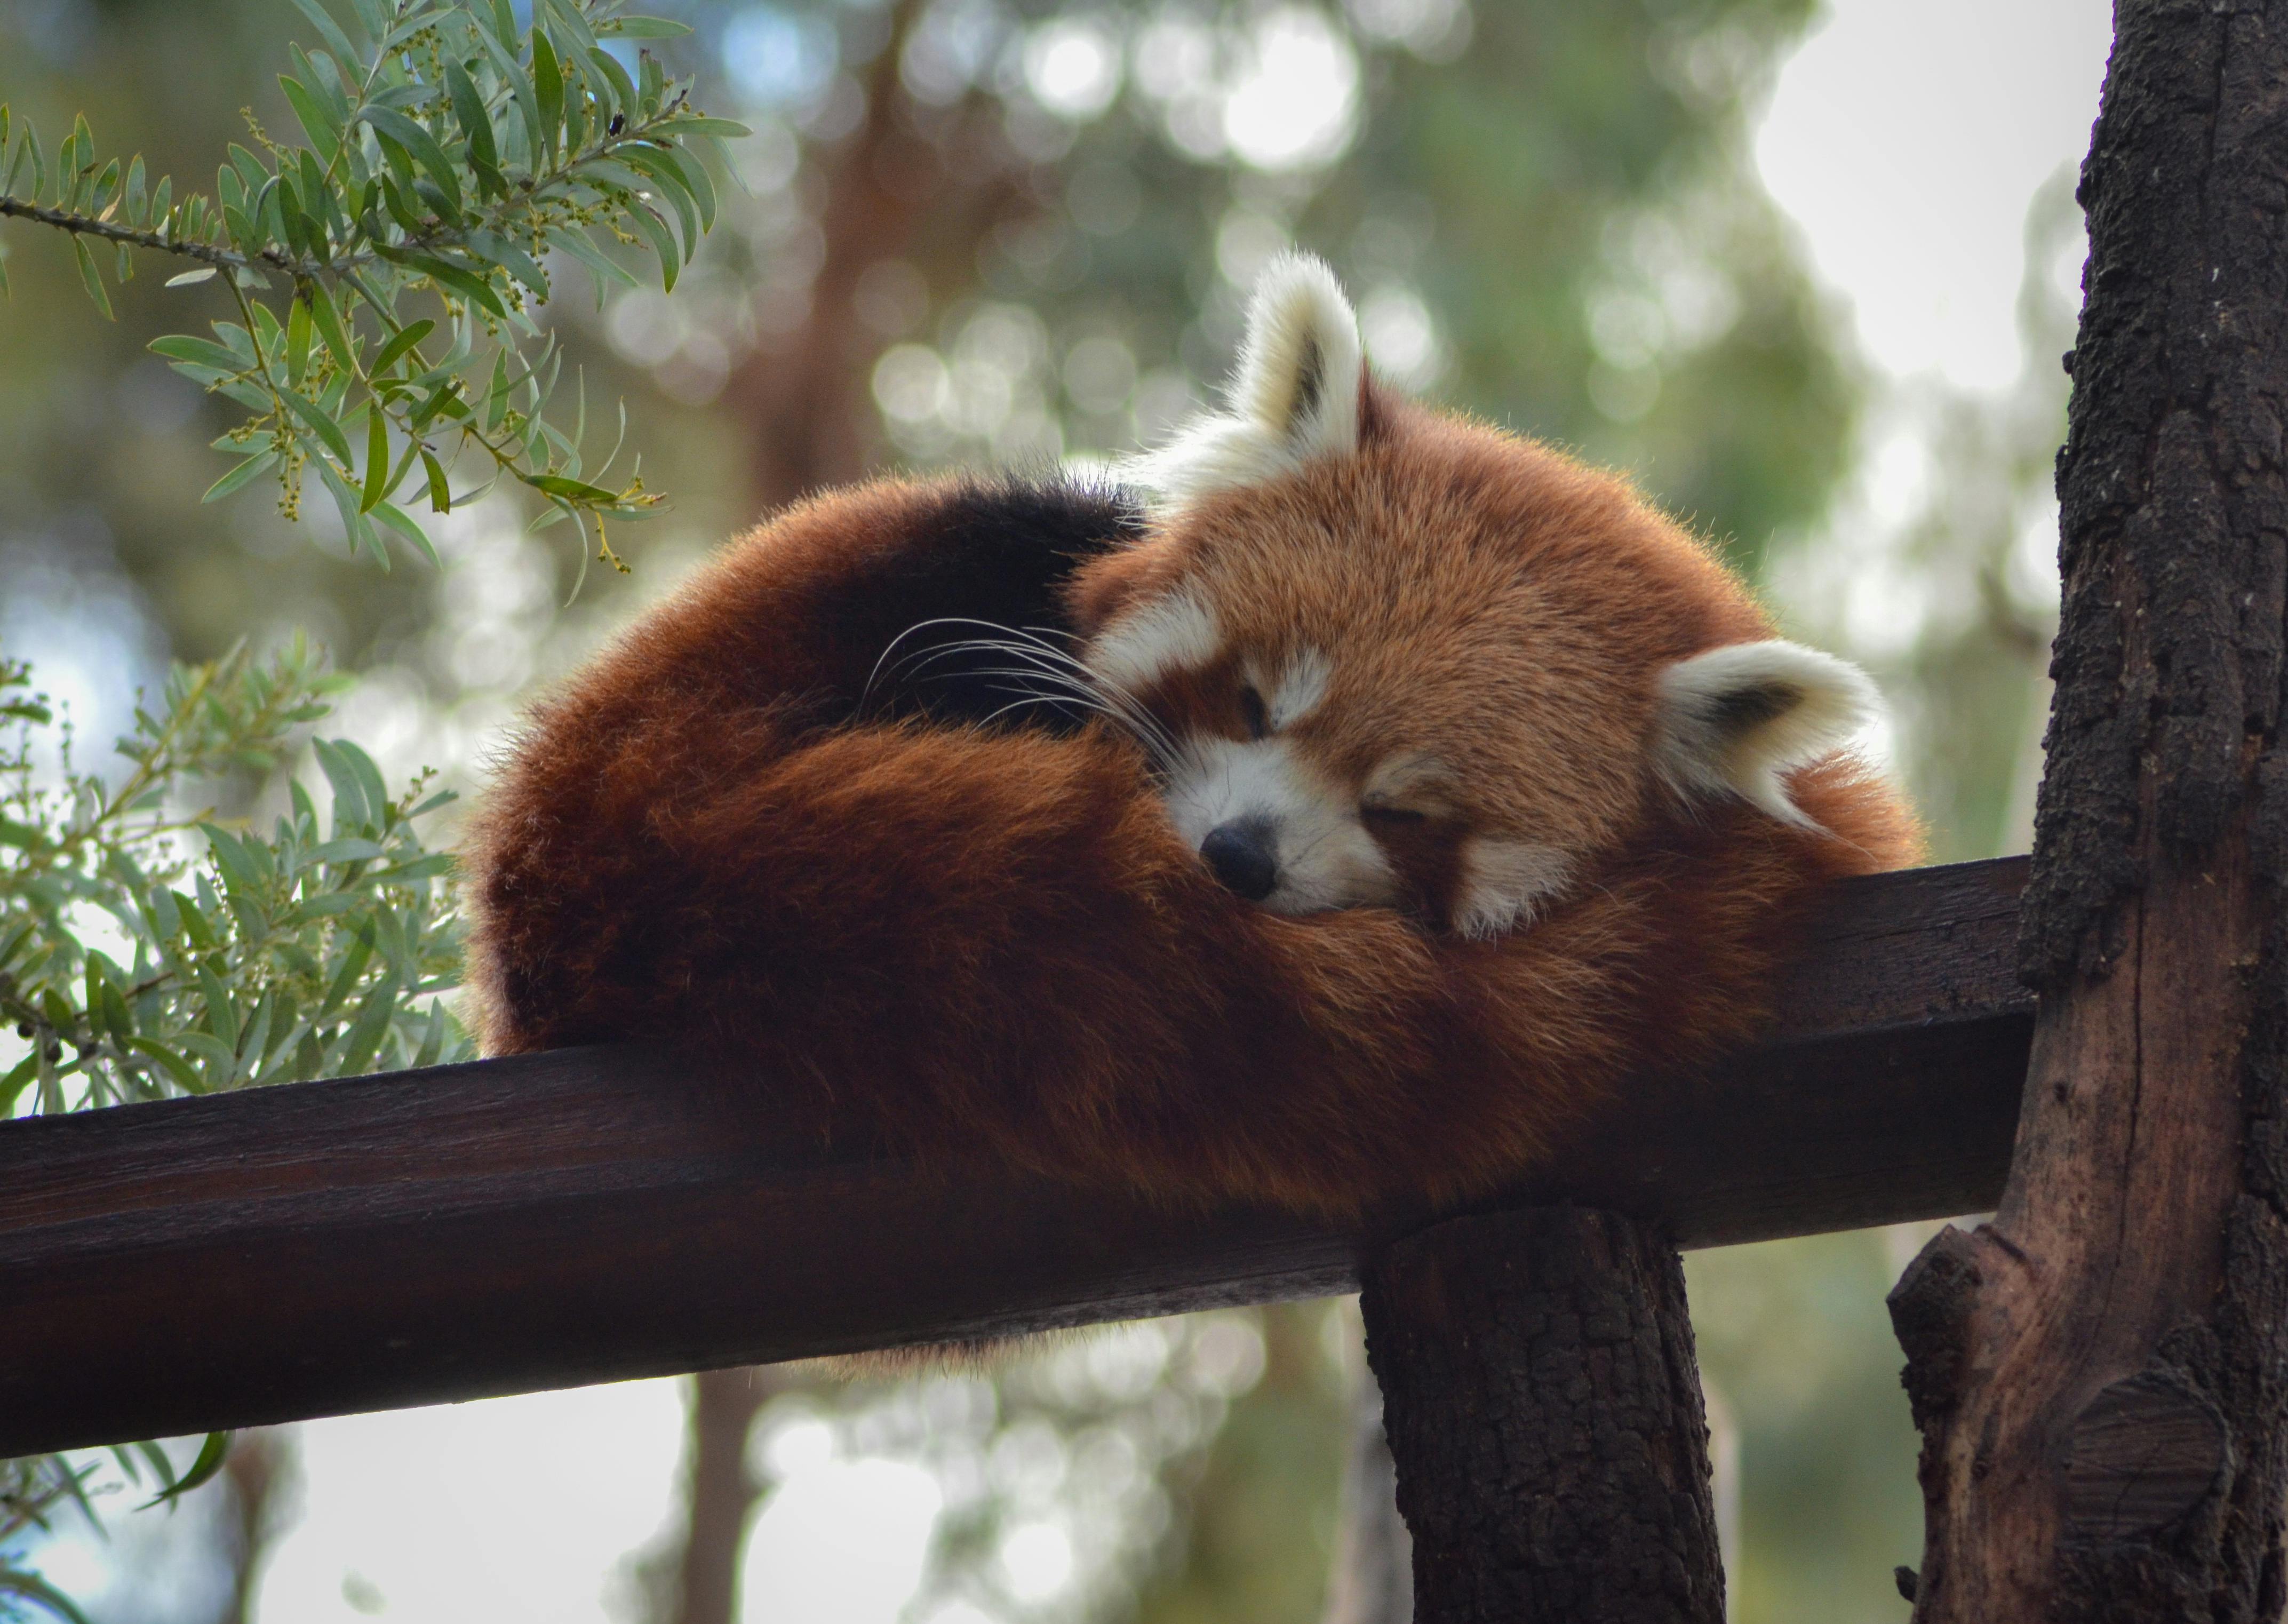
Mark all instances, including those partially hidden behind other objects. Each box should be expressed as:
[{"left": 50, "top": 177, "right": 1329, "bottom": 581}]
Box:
[{"left": 464, "top": 258, "right": 1919, "bottom": 1216}]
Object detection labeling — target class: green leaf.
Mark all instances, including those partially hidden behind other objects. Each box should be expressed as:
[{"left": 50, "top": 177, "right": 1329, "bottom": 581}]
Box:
[
  {"left": 547, "top": 224, "right": 637, "bottom": 292},
  {"left": 464, "top": 228, "right": 549, "bottom": 301},
  {"left": 281, "top": 387, "right": 356, "bottom": 468},
  {"left": 420, "top": 447, "right": 451, "bottom": 511},
  {"left": 286, "top": 0, "right": 364, "bottom": 78},
  {"left": 370, "top": 499, "right": 442, "bottom": 567},
  {"left": 286, "top": 293, "right": 314, "bottom": 385},
  {"left": 618, "top": 144, "right": 698, "bottom": 256},
  {"left": 165, "top": 267, "right": 219, "bottom": 288},
  {"left": 71, "top": 235, "right": 114, "bottom": 320},
  {"left": 663, "top": 115, "right": 753, "bottom": 139},
  {"left": 519, "top": 471, "right": 618, "bottom": 503},
  {"left": 306, "top": 278, "right": 357, "bottom": 372},
  {"left": 201, "top": 450, "right": 281, "bottom": 503},
  {"left": 362, "top": 108, "right": 461, "bottom": 216},
  {"left": 150, "top": 334, "right": 248, "bottom": 372},
  {"left": 126, "top": 1037, "right": 203, "bottom": 1092},
  {"left": 361, "top": 402, "right": 389, "bottom": 512},
  {"left": 313, "top": 737, "right": 373, "bottom": 833},
  {"left": 444, "top": 60, "right": 503, "bottom": 195},
  {"left": 369, "top": 318, "right": 435, "bottom": 377},
  {"left": 482, "top": 348, "right": 510, "bottom": 430},
  {"left": 334, "top": 968, "right": 401, "bottom": 1076},
  {"left": 601, "top": 15, "right": 692, "bottom": 37},
  {"left": 621, "top": 198, "right": 680, "bottom": 291},
  {"left": 142, "top": 1431, "right": 233, "bottom": 1508},
  {"left": 0, "top": 1567, "right": 98, "bottom": 1624},
  {"left": 532, "top": 29, "right": 565, "bottom": 161},
  {"left": 280, "top": 74, "right": 342, "bottom": 164}
]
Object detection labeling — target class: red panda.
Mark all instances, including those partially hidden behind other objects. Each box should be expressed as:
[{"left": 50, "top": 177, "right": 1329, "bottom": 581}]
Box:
[{"left": 464, "top": 254, "right": 1919, "bottom": 1217}]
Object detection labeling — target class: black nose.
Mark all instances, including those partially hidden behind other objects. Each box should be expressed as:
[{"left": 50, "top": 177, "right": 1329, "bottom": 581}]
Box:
[{"left": 1200, "top": 820, "right": 1279, "bottom": 901}]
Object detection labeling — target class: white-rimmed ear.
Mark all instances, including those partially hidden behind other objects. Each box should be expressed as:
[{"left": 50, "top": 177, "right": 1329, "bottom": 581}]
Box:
[
  {"left": 1127, "top": 253, "right": 1364, "bottom": 505},
  {"left": 1653, "top": 640, "right": 1878, "bottom": 827}
]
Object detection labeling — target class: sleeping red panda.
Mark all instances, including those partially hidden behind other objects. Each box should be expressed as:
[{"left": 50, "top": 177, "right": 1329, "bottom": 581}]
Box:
[{"left": 464, "top": 254, "right": 1920, "bottom": 1216}]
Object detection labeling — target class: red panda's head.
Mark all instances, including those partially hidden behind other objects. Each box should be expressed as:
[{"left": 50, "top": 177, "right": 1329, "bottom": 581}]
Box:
[{"left": 1066, "top": 254, "right": 1881, "bottom": 936}]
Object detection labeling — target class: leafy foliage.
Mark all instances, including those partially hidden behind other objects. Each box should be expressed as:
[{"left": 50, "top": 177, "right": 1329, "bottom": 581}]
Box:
[
  {"left": 0, "top": 0, "right": 747, "bottom": 584},
  {"left": 0, "top": 637, "right": 465, "bottom": 1616},
  {"left": 0, "top": 639, "right": 468, "bottom": 1116}
]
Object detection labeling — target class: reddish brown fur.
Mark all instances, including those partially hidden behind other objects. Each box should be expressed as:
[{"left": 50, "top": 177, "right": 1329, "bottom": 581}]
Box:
[{"left": 465, "top": 397, "right": 1919, "bottom": 1217}]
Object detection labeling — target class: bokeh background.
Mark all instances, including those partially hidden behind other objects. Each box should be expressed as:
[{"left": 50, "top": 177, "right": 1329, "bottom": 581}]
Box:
[{"left": 1, "top": 0, "right": 2110, "bottom": 1619}]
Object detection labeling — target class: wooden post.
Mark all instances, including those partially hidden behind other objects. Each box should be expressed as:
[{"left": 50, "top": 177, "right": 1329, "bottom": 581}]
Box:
[
  {"left": 1360, "top": 1208, "right": 1725, "bottom": 1624},
  {"left": 1889, "top": 2, "right": 2288, "bottom": 1617}
]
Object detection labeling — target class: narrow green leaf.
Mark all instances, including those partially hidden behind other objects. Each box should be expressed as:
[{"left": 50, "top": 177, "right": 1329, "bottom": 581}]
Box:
[
  {"left": 618, "top": 145, "right": 698, "bottom": 255},
  {"left": 286, "top": 0, "right": 364, "bottom": 76},
  {"left": 602, "top": 16, "right": 692, "bottom": 37},
  {"left": 419, "top": 448, "right": 451, "bottom": 512},
  {"left": 165, "top": 267, "right": 218, "bottom": 288},
  {"left": 531, "top": 29, "right": 565, "bottom": 161},
  {"left": 519, "top": 471, "right": 619, "bottom": 502},
  {"left": 281, "top": 388, "right": 355, "bottom": 468},
  {"left": 622, "top": 199, "right": 680, "bottom": 290},
  {"left": 360, "top": 403, "right": 389, "bottom": 512},
  {"left": 126, "top": 1037, "right": 202, "bottom": 1092},
  {"left": 306, "top": 278, "right": 356, "bottom": 372},
  {"left": 280, "top": 74, "right": 341, "bottom": 164},
  {"left": 201, "top": 449, "right": 281, "bottom": 503},
  {"left": 663, "top": 116, "right": 753, "bottom": 139},
  {"left": 370, "top": 499, "right": 442, "bottom": 567},
  {"left": 150, "top": 334, "right": 246, "bottom": 371},
  {"left": 547, "top": 224, "right": 637, "bottom": 292},
  {"left": 143, "top": 1431, "right": 233, "bottom": 1507},
  {"left": 286, "top": 293, "right": 314, "bottom": 385},
  {"left": 444, "top": 60, "right": 502, "bottom": 188},
  {"left": 369, "top": 318, "right": 434, "bottom": 377},
  {"left": 361, "top": 107, "right": 461, "bottom": 214},
  {"left": 482, "top": 348, "right": 510, "bottom": 430},
  {"left": 71, "top": 235, "right": 114, "bottom": 320}
]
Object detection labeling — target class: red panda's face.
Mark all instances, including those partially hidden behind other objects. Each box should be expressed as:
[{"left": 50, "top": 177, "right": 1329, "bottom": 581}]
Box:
[{"left": 1072, "top": 256, "right": 1879, "bottom": 937}]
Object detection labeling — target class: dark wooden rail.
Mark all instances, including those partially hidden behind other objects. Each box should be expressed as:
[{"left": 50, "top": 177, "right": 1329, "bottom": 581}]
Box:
[{"left": 0, "top": 857, "right": 2030, "bottom": 1456}]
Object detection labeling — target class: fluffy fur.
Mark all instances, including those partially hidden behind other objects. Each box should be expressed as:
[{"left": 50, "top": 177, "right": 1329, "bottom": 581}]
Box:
[{"left": 464, "top": 256, "right": 1920, "bottom": 1217}]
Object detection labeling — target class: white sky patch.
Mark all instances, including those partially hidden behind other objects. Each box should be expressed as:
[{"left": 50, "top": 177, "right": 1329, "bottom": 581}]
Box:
[
  {"left": 1755, "top": 0, "right": 2114, "bottom": 391},
  {"left": 1221, "top": 8, "right": 1360, "bottom": 170},
  {"left": 251, "top": 1380, "right": 685, "bottom": 1622},
  {"left": 742, "top": 1459, "right": 942, "bottom": 1623},
  {"left": 1023, "top": 15, "right": 1124, "bottom": 120}
]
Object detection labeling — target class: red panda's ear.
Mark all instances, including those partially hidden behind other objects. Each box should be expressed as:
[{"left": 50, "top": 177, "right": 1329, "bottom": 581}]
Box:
[
  {"left": 1126, "top": 253, "right": 1365, "bottom": 505},
  {"left": 1651, "top": 641, "right": 1879, "bottom": 827}
]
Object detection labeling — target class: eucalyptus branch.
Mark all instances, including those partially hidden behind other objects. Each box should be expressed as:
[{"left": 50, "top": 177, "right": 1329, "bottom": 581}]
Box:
[{"left": 0, "top": 0, "right": 745, "bottom": 577}]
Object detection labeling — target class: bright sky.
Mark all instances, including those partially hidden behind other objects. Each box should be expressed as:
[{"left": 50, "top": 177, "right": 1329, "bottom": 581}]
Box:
[
  {"left": 26, "top": 5, "right": 2117, "bottom": 1621},
  {"left": 1755, "top": 0, "right": 2115, "bottom": 391}
]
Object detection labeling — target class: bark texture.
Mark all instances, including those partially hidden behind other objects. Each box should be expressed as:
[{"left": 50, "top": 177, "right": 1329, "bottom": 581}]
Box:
[
  {"left": 1360, "top": 1207, "right": 1724, "bottom": 1624},
  {"left": 1890, "top": 3, "right": 2288, "bottom": 1619}
]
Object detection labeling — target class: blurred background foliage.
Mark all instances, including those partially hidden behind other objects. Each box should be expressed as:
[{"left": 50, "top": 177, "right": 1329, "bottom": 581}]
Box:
[{"left": 0, "top": 0, "right": 2077, "bottom": 1619}]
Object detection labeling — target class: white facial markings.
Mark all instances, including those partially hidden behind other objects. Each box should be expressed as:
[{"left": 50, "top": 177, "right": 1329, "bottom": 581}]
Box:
[
  {"left": 1083, "top": 591, "right": 1221, "bottom": 697},
  {"left": 1163, "top": 736, "right": 1399, "bottom": 918},
  {"left": 1262, "top": 648, "right": 1332, "bottom": 733},
  {"left": 1453, "top": 839, "right": 1576, "bottom": 940}
]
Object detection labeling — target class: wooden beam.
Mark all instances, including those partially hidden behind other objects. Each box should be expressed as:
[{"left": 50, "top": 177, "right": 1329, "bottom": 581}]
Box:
[{"left": 0, "top": 857, "right": 2030, "bottom": 1456}]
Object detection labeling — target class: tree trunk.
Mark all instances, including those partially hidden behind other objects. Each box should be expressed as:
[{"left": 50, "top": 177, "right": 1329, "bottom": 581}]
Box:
[
  {"left": 1889, "top": 3, "right": 2288, "bottom": 1618},
  {"left": 1360, "top": 1207, "right": 1725, "bottom": 1624},
  {"left": 664, "top": 1367, "right": 779, "bottom": 1624}
]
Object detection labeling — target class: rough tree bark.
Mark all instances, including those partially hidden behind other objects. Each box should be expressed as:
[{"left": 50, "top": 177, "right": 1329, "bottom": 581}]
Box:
[
  {"left": 1360, "top": 1208, "right": 1725, "bottom": 1624},
  {"left": 1888, "top": 3, "right": 2288, "bottom": 1619}
]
